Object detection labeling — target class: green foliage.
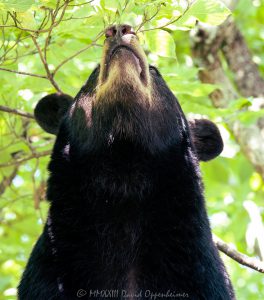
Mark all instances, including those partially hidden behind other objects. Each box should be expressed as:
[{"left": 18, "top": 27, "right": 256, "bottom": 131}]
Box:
[{"left": 0, "top": 0, "right": 264, "bottom": 299}]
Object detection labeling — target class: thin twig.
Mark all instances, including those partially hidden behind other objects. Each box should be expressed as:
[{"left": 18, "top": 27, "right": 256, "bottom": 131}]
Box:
[
  {"left": 68, "top": 0, "right": 94, "bottom": 6},
  {"left": 44, "top": 8, "right": 57, "bottom": 61},
  {"left": 44, "top": 0, "right": 70, "bottom": 61},
  {"left": 61, "top": 15, "right": 92, "bottom": 21},
  {"left": 38, "top": 9, "right": 49, "bottom": 31},
  {"left": 2, "top": 50, "right": 39, "bottom": 64},
  {"left": 138, "top": 1, "right": 191, "bottom": 33},
  {"left": 52, "top": 33, "right": 103, "bottom": 76},
  {"left": 136, "top": 5, "right": 162, "bottom": 33},
  {"left": 31, "top": 35, "right": 62, "bottom": 92},
  {"left": 0, "top": 5, "right": 69, "bottom": 34},
  {"left": 214, "top": 235, "right": 264, "bottom": 273},
  {"left": 0, "top": 32, "right": 23, "bottom": 62},
  {"left": 0, "top": 105, "right": 35, "bottom": 119},
  {"left": 0, "top": 166, "right": 19, "bottom": 196},
  {"left": 0, "top": 150, "right": 51, "bottom": 168},
  {"left": 0, "top": 67, "right": 47, "bottom": 79}
]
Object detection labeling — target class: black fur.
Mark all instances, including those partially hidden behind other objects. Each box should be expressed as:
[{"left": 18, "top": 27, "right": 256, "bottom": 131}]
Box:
[
  {"left": 189, "top": 119, "right": 224, "bottom": 162},
  {"left": 34, "top": 93, "right": 73, "bottom": 134},
  {"left": 19, "top": 26, "right": 234, "bottom": 300}
]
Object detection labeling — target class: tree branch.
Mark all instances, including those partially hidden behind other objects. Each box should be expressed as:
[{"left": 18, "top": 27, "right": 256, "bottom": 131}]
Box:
[
  {"left": 44, "top": 0, "right": 71, "bottom": 61},
  {"left": 0, "top": 67, "right": 47, "bottom": 79},
  {"left": 214, "top": 235, "right": 264, "bottom": 273},
  {"left": 0, "top": 166, "right": 19, "bottom": 196},
  {"left": 68, "top": 0, "right": 94, "bottom": 6},
  {"left": 191, "top": 18, "right": 264, "bottom": 180},
  {"left": 136, "top": 5, "right": 163, "bottom": 33},
  {"left": 0, "top": 1, "right": 74, "bottom": 34},
  {"left": 0, "top": 105, "right": 34, "bottom": 119},
  {"left": 31, "top": 35, "right": 62, "bottom": 93},
  {"left": 222, "top": 20, "right": 264, "bottom": 97},
  {"left": 53, "top": 35, "right": 103, "bottom": 76},
  {"left": 0, "top": 150, "right": 51, "bottom": 168},
  {"left": 137, "top": 1, "right": 190, "bottom": 33}
]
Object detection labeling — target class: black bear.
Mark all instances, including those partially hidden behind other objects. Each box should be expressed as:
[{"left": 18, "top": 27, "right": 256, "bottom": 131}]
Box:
[{"left": 18, "top": 24, "right": 235, "bottom": 300}]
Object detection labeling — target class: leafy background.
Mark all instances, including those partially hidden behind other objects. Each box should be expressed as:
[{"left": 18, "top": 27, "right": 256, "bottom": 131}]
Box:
[{"left": 0, "top": 0, "right": 264, "bottom": 299}]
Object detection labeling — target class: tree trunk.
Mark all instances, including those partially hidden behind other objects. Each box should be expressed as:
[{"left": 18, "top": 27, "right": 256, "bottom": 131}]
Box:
[{"left": 191, "top": 17, "right": 264, "bottom": 179}]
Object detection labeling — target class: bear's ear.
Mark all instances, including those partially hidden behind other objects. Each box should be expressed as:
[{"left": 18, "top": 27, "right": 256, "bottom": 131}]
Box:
[
  {"left": 34, "top": 93, "right": 73, "bottom": 134},
  {"left": 189, "top": 119, "right": 224, "bottom": 162}
]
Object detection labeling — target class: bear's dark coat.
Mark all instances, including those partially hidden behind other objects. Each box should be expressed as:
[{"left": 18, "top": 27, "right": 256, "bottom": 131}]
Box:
[{"left": 18, "top": 25, "right": 235, "bottom": 300}]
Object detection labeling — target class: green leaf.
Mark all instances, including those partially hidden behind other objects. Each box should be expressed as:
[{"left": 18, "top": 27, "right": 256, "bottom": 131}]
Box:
[
  {"left": 177, "top": 0, "right": 231, "bottom": 27},
  {"left": 237, "top": 110, "right": 264, "bottom": 125},
  {"left": 144, "top": 30, "right": 176, "bottom": 58},
  {"left": 16, "top": 11, "right": 37, "bottom": 29},
  {"left": 227, "top": 98, "right": 253, "bottom": 110},
  {"left": 0, "top": 0, "right": 35, "bottom": 12},
  {"left": 37, "top": 0, "right": 58, "bottom": 9}
]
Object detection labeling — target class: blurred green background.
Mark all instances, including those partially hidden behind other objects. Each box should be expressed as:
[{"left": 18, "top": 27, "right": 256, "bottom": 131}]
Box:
[{"left": 0, "top": 0, "right": 264, "bottom": 299}]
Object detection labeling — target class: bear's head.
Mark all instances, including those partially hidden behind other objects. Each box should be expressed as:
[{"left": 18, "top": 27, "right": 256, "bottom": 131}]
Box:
[{"left": 34, "top": 24, "right": 223, "bottom": 162}]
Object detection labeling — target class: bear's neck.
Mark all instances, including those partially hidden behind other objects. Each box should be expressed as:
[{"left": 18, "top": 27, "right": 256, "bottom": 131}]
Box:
[
  {"left": 47, "top": 142, "right": 216, "bottom": 293},
  {"left": 48, "top": 139, "right": 203, "bottom": 220},
  {"left": 69, "top": 96, "right": 186, "bottom": 155}
]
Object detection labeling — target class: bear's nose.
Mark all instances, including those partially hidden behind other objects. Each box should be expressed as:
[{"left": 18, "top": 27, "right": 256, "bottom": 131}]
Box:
[{"left": 105, "top": 24, "right": 136, "bottom": 38}]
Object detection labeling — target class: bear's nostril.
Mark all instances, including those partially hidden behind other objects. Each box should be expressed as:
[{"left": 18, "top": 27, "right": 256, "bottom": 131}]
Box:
[
  {"left": 105, "top": 25, "right": 136, "bottom": 39},
  {"left": 105, "top": 26, "right": 117, "bottom": 38},
  {"left": 121, "top": 25, "right": 135, "bottom": 36}
]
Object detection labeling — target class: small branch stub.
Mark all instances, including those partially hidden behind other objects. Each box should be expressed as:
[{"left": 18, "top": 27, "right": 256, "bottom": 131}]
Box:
[{"left": 214, "top": 235, "right": 264, "bottom": 273}]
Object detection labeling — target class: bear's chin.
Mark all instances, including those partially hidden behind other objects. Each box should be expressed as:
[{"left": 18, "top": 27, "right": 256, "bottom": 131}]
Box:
[
  {"left": 95, "top": 63, "right": 152, "bottom": 108},
  {"left": 110, "top": 47, "right": 143, "bottom": 75}
]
